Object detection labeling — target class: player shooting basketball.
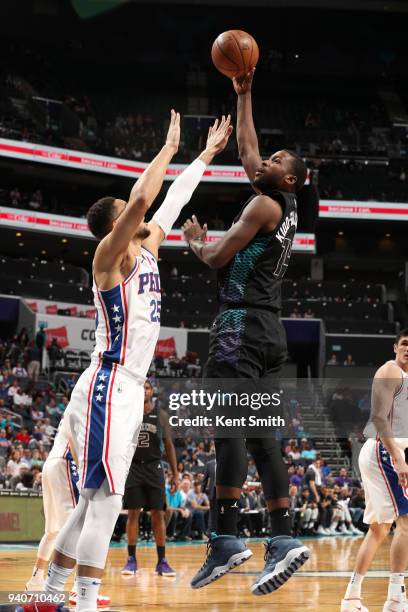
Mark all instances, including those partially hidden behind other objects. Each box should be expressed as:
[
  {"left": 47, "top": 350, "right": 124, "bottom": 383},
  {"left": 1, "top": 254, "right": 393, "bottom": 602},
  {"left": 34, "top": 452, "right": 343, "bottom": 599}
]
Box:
[
  {"left": 42, "top": 112, "right": 233, "bottom": 612},
  {"left": 341, "top": 329, "right": 408, "bottom": 612},
  {"left": 183, "top": 68, "right": 310, "bottom": 594}
]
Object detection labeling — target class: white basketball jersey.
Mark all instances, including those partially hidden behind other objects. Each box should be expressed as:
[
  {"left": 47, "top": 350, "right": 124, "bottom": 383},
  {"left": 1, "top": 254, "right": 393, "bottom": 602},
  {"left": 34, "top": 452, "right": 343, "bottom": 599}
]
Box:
[
  {"left": 389, "top": 360, "right": 408, "bottom": 450},
  {"left": 91, "top": 247, "right": 161, "bottom": 381}
]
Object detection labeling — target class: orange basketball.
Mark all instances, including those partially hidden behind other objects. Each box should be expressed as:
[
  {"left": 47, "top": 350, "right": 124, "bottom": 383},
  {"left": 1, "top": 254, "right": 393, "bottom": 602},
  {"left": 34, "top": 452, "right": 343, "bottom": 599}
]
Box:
[{"left": 211, "top": 30, "right": 259, "bottom": 79}]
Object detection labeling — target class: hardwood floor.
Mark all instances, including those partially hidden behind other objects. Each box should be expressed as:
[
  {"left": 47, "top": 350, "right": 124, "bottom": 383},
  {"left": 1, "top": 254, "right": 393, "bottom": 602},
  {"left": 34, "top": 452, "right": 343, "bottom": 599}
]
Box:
[{"left": 0, "top": 536, "right": 399, "bottom": 611}]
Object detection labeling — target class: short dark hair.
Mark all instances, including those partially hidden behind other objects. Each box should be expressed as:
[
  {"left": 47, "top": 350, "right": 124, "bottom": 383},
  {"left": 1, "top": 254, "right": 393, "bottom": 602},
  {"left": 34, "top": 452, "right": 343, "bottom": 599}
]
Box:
[
  {"left": 395, "top": 328, "right": 408, "bottom": 345},
  {"left": 86, "top": 196, "right": 116, "bottom": 240},
  {"left": 283, "top": 150, "right": 308, "bottom": 192}
]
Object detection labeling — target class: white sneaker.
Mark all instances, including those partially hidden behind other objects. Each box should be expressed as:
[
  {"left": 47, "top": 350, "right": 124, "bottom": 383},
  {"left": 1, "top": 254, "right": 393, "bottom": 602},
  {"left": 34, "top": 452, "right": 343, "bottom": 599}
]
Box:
[
  {"left": 339, "top": 525, "right": 354, "bottom": 536},
  {"left": 317, "top": 525, "right": 328, "bottom": 535},
  {"left": 341, "top": 597, "right": 369, "bottom": 611},
  {"left": 351, "top": 526, "right": 364, "bottom": 536},
  {"left": 328, "top": 527, "right": 339, "bottom": 536},
  {"left": 25, "top": 578, "right": 45, "bottom": 591},
  {"left": 383, "top": 599, "right": 407, "bottom": 611}
]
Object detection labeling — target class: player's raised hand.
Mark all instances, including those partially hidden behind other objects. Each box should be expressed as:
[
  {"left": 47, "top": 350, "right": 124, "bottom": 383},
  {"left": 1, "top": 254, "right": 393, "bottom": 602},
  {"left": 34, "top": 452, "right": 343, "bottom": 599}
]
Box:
[
  {"left": 206, "top": 114, "right": 234, "bottom": 154},
  {"left": 165, "top": 109, "right": 181, "bottom": 152},
  {"left": 182, "top": 215, "right": 207, "bottom": 243},
  {"left": 233, "top": 67, "right": 255, "bottom": 95}
]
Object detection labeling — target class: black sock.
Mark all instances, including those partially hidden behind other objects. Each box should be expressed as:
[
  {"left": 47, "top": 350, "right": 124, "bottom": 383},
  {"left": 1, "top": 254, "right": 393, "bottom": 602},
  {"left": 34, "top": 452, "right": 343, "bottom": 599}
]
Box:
[
  {"left": 216, "top": 498, "right": 240, "bottom": 536},
  {"left": 269, "top": 508, "right": 292, "bottom": 537},
  {"left": 128, "top": 544, "right": 136, "bottom": 558},
  {"left": 157, "top": 545, "right": 165, "bottom": 562}
]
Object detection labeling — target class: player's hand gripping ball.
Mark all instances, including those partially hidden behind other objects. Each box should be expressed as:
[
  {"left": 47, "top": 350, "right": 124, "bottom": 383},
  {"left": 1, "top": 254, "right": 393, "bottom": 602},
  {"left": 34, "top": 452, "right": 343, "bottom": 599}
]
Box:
[{"left": 211, "top": 30, "right": 259, "bottom": 79}]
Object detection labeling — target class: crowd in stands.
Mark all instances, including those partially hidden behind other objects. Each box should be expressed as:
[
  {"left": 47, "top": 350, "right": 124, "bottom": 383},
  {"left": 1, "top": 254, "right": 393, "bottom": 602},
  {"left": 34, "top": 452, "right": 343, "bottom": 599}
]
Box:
[
  {"left": 0, "top": 332, "right": 71, "bottom": 491},
  {"left": 0, "top": 334, "right": 367, "bottom": 540},
  {"left": 121, "top": 442, "right": 366, "bottom": 542}
]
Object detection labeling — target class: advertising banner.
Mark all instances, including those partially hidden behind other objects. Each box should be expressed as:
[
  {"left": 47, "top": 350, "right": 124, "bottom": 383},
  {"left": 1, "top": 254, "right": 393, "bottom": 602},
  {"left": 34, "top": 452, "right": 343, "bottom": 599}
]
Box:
[
  {"left": 0, "top": 207, "right": 316, "bottom": 252},
  {"left": 319, "top": 200, "right": 408, "bottom": 221},
  {"left": 0, "top": 137, "right": 310, "bottom": 185},
  {"left": 0, "top": 495, "right": 44, "bottom": 542},
  {"left": 35, "top": 316, "right": 187, "bottom": 355}
]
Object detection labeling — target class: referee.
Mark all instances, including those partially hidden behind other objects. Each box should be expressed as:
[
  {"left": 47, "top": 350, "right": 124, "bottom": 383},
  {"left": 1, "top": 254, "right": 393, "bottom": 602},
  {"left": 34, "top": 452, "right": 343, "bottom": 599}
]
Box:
[{"left": 121, "top": 380, "right": 179, "bottom": 576}]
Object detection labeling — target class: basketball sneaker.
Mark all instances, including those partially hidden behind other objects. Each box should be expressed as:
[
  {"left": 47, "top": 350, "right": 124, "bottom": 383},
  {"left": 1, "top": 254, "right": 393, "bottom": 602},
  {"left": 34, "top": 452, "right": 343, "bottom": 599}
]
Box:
[
  {"left": 155, "top": 558, "right": 176, "bottom": 577},
  {"left": 190, "top": 533, "right": 253, "bottom": 589},
  {"left": 383, "top": 599, "right": 407, "bottom": 611},
  {"left": 251, "top": 535, "right": 310, "bottom": 596},
  {"left": 341, "top": 597, "right": 369, "bottom": 611},
  {"left": 121, "top": 556, "right": 138, "bottom": 575},
  {"left": 69, "top": 591, "right": 111, "bottom": 608}
]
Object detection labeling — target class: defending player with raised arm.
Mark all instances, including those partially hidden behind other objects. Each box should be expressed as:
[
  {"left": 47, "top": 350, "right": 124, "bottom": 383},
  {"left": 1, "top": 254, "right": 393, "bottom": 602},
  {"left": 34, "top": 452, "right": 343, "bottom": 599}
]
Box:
[
  {"left": 341, "top": 330, "right": 408, "bottom": 612},
  {"left": 43, "top": 113, "right": 233, "bottom": 612},
  {"left": 88, "top": 110, "right": 181, "bottom": 292},
  {"left": 87, "top": 114, "right": 233, "bottom": 270},
  {"left": 185, "top": 70, "right": 310, "bottom": 596}
]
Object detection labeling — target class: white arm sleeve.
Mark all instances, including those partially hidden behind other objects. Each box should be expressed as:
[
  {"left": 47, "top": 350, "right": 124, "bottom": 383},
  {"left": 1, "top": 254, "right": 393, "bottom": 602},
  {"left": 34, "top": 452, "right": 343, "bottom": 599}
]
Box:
[{"left": 152, "top": 158, "right": 207, "bottom": 237}]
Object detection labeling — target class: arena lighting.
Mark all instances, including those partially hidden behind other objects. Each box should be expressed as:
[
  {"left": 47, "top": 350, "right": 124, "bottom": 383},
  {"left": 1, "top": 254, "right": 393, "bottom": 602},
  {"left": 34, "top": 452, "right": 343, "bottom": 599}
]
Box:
[
  {"left": 338, "top": 231, "right": 344, "bottom": 235},
  {"left": 18, "top": 242, "right": 24, "bottom": 247},
  {"left": 41, "top": 250, "right": 47, "bottom": 255},
  {"left": 83, "top": 250, "right": 89, "bottom": 255},
  {"left": 61, "top": 238, "right": 68, "bottom": 243},
  {"left": 15, "top": 232, "right": 22, "bottom": 237}
]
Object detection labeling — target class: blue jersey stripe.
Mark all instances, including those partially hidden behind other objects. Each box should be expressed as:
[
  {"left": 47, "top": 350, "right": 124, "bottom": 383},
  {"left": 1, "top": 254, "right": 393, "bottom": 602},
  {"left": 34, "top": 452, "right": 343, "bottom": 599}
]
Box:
[
  {"left": 378, "top": 441, "right": 408, "bottom": 517},
  {"left": 98, "top": 285, "right": 126, "bottom": 365},
  {"left": 83, "top": 363, "right": 113, "bottom": 489}
]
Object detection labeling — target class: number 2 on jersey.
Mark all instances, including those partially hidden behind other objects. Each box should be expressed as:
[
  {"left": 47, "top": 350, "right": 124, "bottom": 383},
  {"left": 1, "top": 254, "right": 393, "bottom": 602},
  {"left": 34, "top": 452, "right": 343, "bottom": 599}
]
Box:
[
  {"left": 138, "top": 431, "right": 150, "bottom": 447},
  {"left": 150, "top": 299, "right": 161, "bottom": 322}
]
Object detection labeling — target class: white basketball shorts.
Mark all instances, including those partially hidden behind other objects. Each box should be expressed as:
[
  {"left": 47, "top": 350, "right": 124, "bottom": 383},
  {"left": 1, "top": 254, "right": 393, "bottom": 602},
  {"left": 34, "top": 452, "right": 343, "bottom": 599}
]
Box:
[
  {"left": 63, "top": 357, "right": 144, "bottom": 495},
  {"left": 359, "top": 438, "right": 408, "bottom": 524}
]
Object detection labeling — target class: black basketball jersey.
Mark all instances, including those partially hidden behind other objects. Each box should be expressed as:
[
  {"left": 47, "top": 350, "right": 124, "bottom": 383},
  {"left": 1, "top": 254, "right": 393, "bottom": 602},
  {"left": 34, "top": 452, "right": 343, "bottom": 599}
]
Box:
[
  {"left": 132, "top": 404, "right": 163, "bottom": 463},
  {"left": 217, "top": 190, "right": 297, "bottom": 311}
]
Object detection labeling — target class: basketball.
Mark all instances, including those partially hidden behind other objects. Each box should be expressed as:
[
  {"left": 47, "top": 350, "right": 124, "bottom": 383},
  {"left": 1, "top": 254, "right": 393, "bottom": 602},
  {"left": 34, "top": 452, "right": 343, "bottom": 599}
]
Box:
[{"left": 211, "top": 30, "right": 259, "bottom": 79}]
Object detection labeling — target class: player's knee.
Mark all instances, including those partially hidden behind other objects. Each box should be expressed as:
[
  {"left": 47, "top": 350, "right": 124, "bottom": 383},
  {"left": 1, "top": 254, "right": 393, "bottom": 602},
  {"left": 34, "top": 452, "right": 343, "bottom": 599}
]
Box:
[
  {"left": 396, "top": 515, "right": 408, "bottom": 535},
  {"left": 369, "top": 522, "right": 391, "bottom": 539},
  {"left": 215, "top": 438, "right": 247, "bottom": 487},
  {"left": 246, "top": 439, "right": 266, "bottom": 463},
  {"left": 128, "top": 509, "right": 140, "bottom": 521}
]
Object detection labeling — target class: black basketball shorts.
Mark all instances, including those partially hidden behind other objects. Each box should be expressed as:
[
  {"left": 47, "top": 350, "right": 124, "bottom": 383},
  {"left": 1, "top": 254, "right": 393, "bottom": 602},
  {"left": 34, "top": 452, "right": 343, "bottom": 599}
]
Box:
[
  {"left": 123, "top": 460, "right": 166, "bottom": 511},
  {"left": 204, "top": 306, "right": 287, "bottom": 379}
]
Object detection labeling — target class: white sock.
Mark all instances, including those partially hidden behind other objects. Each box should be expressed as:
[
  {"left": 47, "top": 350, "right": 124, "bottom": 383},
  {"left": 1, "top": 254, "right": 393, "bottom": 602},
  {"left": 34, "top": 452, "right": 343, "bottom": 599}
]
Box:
[
  {"left": 388, "top": 573, "right": 405, "bottom": 601},
  {"left": 345, "top": 572, "right": 365, "bottom": 599},
  {"left": 44, "top": 562, "right": 74, "bottom": 593},
  {"left": 76, "top": 575, "right": 101, "bottom": 612}
]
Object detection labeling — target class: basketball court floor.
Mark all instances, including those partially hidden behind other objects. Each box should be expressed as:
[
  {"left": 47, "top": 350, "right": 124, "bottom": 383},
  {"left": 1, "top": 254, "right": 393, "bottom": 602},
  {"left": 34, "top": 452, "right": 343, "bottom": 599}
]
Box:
[{"left": 0, "top": 536, "right": 400, "bottom": 610}]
